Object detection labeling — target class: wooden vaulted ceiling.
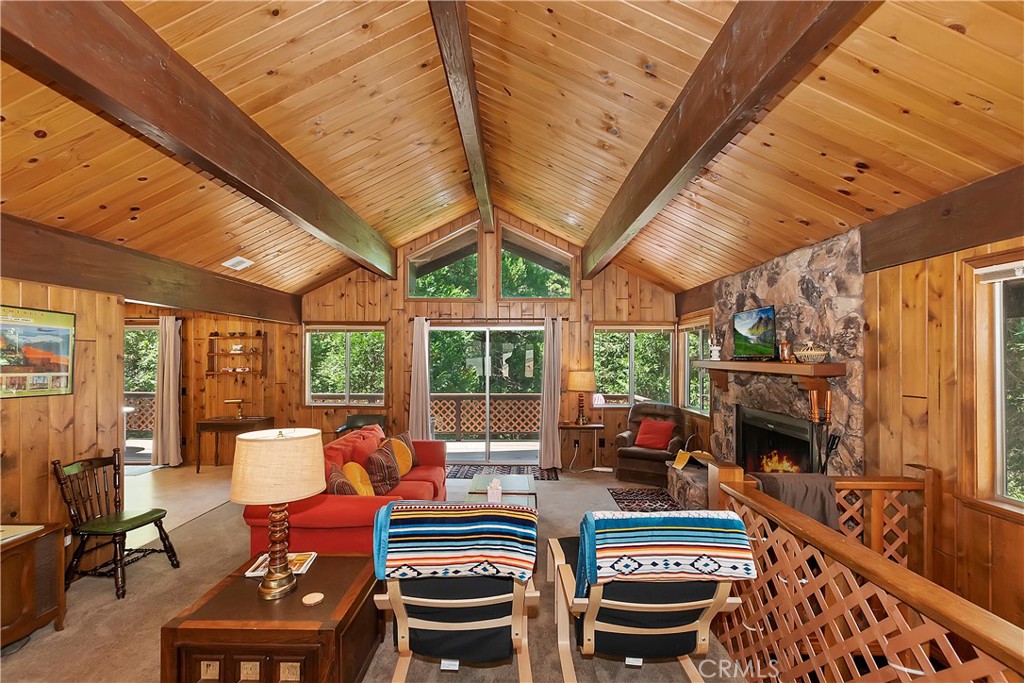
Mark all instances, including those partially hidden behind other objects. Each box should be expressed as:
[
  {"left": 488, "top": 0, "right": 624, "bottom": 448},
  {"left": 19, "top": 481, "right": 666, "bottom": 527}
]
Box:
[{"left": 1, "top": 1, "right": 1021, "bottom": 300}]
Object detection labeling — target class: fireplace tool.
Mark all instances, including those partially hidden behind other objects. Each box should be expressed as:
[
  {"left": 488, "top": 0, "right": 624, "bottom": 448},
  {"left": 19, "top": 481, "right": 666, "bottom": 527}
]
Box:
[{"left": 820, "top": 432, "right": 842, "bottom": 474}]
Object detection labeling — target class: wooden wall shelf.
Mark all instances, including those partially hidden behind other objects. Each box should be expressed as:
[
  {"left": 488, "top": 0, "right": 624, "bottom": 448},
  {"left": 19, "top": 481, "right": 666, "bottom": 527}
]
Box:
[{"left": 693, "top": 360, "right": 846, "bottom": 393}]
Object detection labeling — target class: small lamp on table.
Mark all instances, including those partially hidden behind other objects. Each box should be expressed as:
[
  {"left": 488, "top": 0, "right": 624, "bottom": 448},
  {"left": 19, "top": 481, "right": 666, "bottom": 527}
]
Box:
[
  {"left": 230, "top": 428, "right": 325, "bottom": 600},
  {"left": 566, "top": 370, "right": 596, "bottom": 425}
]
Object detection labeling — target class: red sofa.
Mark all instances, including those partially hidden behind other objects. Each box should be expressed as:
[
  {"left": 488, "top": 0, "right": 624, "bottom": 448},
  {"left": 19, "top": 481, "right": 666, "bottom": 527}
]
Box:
[{"left": 243, "top": 430, "right": 447, "bottom": 555}]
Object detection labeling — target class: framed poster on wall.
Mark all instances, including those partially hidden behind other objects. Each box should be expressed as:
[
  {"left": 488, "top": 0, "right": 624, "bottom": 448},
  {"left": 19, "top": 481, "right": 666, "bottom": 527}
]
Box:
[{"left": 0, "top": 306, "right": 76, "bottom": 398}]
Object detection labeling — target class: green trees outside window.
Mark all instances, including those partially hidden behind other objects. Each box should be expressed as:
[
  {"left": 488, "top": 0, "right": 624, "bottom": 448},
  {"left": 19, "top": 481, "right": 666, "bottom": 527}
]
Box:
[
  {"left": 410, "top": 253, "right": 479, "bottom": 298},
  {"left": 124, "top": 328, "right": 159, "bottom": 392},
  {"left": 999, "top": 278, "right": 1023, "bottom": 502},
  {"left": 306, "top": 329, "right": 385, "bottom": 405},
  {"left": 683, "top": 325, "right": 711, "bottom": 415},
  {"left": 593, "top": 329, "right": 671, "bottom": 405}
]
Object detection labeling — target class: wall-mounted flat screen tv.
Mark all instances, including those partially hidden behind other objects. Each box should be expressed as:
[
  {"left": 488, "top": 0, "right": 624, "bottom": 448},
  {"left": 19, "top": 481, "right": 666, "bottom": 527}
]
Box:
[{"left": 733, "top": 306, "right": 776, "bottom": 360}]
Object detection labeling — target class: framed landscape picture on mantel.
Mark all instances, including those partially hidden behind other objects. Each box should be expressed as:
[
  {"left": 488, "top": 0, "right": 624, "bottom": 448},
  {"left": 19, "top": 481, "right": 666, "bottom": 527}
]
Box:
[{"left": 0, "top": 306, "right": 76, "bottom": 399}]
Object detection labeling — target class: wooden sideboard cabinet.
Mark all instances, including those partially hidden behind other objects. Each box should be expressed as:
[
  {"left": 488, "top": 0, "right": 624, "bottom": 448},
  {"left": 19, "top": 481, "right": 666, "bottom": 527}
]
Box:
[{"left": 1, "top": 523, "right": 66, "bottom": 647}]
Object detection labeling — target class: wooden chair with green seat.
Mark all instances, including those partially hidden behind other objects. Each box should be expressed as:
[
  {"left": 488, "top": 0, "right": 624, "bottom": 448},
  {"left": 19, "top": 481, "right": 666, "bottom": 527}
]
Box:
[{"left": 51, "top": 447, "right": 180, "bottom": 599}]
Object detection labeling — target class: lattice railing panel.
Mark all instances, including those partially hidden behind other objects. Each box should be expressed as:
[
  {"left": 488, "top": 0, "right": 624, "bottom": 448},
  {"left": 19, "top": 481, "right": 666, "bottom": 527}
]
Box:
[
  {"left": 718, "top": 496, "right": 1016, "bottom": 682},
  {"left": 430, "top": 400, "right": 457, "bottom": 433},
  {"left": 429, "top": 395, "right": 541, "bottom": 437},
  {"left": 490, "top": 398, "right": 541, "bottom": 434},
  {"left": 835, "top": 486, "right": 912, "bottom": 566},
  {"left": 125, "top": 393, "right": 156, "bottom": 431}
]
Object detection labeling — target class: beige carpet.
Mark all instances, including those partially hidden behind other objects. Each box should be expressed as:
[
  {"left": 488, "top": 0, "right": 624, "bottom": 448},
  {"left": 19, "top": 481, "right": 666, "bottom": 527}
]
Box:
[{"left": 2, "top": 472, "right": 743, "bottom": 683}]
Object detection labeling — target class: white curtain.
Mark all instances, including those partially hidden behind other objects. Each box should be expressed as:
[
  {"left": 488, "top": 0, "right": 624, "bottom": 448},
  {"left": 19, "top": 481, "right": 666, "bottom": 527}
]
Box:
[
  {"left": 409, "top": 317, "right": 433, "bottom": 439},
  {"left": 152, "top": 316, "right": 182, "bottom": 466},
  {"left": 539, "top": 316, "right": 563, "bottom": 469}
]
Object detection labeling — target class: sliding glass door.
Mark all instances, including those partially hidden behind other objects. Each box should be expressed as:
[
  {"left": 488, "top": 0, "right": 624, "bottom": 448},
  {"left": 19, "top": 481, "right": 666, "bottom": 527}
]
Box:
[{"left": 428, "top": 327, "right": 543, "bottom": 464}]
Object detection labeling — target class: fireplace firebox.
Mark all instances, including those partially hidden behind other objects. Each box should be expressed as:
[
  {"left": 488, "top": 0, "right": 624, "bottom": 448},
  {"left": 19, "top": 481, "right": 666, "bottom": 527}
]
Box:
[{"left": 736, "top": 406, "right": 819, "bottom": 473}]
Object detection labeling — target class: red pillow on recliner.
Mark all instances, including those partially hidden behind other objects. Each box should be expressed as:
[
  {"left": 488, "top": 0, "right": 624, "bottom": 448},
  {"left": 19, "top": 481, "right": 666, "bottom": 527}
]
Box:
[{"left": 634, "top": 419, "right": 675, "bottom": 450}]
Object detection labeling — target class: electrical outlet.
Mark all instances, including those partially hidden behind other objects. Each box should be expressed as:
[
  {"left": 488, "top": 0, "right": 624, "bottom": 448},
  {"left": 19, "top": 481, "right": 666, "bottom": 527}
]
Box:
[
  {"left": 598, "top": 438, "right": 606, "bottom": 448},
  {"left": 573, "top": 439, "right": 580, "bottom": 448}
]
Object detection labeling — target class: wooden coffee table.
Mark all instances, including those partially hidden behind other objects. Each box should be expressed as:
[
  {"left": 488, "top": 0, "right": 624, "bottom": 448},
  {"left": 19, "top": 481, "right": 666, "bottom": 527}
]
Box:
[
  {"left": 468, "top": 474, "right": 538, "bottom": 508},
  {"left": 161, "top": 554, "right": 381, "bottom": 683}
]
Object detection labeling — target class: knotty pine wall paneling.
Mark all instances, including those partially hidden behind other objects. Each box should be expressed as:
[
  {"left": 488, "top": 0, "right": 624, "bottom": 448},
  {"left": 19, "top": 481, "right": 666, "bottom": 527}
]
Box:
[
  {"left": 302, "top": 209, "right": 679, "bottom": 469},
  {"left": 124, "top": 303, "right": 302, "bottom": 470},
  {"left": 863, "top": 236, "right": 1024, "bottom": 626},
  {"left": 1, "top": 278, "right": 124, "bottom": 528}
]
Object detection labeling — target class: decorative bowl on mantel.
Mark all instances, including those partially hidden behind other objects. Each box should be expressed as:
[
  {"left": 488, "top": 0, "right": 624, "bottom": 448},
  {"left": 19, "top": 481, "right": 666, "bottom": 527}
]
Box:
[{"left": 794, "top": 343, "right": 828, "bottom": 363}]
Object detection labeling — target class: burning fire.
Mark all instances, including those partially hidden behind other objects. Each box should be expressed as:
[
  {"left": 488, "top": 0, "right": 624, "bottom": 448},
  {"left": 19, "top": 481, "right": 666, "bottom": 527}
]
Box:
[{"left": 760, "top": 450, "right": 801, "bottom": 473}]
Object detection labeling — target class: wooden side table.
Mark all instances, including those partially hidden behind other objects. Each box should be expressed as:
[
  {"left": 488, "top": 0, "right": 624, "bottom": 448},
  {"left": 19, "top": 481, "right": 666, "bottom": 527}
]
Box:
[
  {"left": 1, "top": 523, "right": 66, "bottom": 647},
  {"left": 194, "top": 416, "right": 274, "bottom": 473},
  {"left": 558, "top": 422, "right": 605, "bottom": 471},
  {"left": 161, "top": 554, "right": 381, "bottom": 683}
]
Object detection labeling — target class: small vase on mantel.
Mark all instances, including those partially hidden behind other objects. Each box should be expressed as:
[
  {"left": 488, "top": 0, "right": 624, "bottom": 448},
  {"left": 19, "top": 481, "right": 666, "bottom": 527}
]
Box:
[{"left": 709, "top": 333, "right": 722, "bottom": 361}]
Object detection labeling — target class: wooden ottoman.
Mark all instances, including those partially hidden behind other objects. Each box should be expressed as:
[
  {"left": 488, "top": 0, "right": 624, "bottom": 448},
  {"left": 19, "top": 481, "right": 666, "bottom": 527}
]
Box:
[
  {"left": 666, "top": 462, "right": 712, "bottom": 510},
  {"left": 161, "top": 554, "right": 381, "bottom": 683}
]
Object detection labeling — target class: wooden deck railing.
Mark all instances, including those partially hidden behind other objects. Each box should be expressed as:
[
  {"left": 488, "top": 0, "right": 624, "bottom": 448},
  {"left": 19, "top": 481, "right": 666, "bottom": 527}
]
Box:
[
  {"left": 714, "top": 481, "right": 1024, "bottom": 681},
  {"left": 430, "top": 393, "right": 541, "bottom": 440},
  {"left": 124, "top": 391, "right": 156, "bottom": 432},
  {"left": 702, "top": 456, "right": 936, "bottom": 575}
]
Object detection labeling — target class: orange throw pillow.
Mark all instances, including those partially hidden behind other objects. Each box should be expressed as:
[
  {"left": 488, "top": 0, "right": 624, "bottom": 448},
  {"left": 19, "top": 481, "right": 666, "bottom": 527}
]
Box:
[
  {"left": 341, "top": 462, "right": 374, "bottom": 496},
  {"left": 634, "top": 419, "right": 675, "bottom": 450},
  {"left": 385, "top": 437, "right": 414, "bottom": 476}
]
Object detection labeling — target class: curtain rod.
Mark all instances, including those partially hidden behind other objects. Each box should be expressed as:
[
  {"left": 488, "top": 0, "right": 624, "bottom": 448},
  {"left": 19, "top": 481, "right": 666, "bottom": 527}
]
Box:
[{"left": 125, "top": 316, "right": 184, "bottom": 322}]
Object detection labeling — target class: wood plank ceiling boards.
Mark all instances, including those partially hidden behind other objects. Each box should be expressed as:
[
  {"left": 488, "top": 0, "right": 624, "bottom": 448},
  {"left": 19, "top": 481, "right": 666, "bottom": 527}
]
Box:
[
  {"left": 429, "top": 0, "right": 495, "bottom": 233},
  {"left": 0, "top": 1, "right": 1021, "bottom": 296},
  {"left": 582, "top": 0, "right": 872, "bottom": 279},
  {"left": 617, "top": 1, "right": 1024, "bottom": 291},
  {"left": 0, "top": 1, "right": 397, "bottom": 279}
]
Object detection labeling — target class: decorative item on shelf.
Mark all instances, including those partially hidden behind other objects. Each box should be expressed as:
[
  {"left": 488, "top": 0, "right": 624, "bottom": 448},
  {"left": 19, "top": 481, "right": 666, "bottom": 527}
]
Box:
[
  {"left": 230, "top": 428, "right": 325, "bottom": 600},
  {"left": 209, "top": 331, "right": 219, "bottom": 337},
  {"left": 254, "top": 330, "right": 263, "bottom": 337},
  {"left": 779, "top": 341, "right": 794, "bottom": 363},
  {"left": 565, "top": 370, "right": 597, "bottom": 425},
  {"left": 794, "top": 343, "right": 827, "bottom": 364},
  {"left": 230, "top": 344, "right": 244, "bottom": 354},
  {"left": 708, "top": 332, "right": 722, "bottom": 362}
]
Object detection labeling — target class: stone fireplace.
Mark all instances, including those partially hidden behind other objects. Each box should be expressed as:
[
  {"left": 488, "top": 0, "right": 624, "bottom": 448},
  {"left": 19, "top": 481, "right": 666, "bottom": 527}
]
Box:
[
  {"left": 710, "top": 229, "right": 865, "bottom": 476},
  {"left": 736, "top": 406, "right": 818, "bottom": 474}
]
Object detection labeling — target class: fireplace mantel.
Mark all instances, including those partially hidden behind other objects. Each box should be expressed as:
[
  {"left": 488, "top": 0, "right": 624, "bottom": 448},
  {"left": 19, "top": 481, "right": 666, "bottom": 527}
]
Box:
[{"left": 693, "top": 360, "right": 847, "bottom": 393}]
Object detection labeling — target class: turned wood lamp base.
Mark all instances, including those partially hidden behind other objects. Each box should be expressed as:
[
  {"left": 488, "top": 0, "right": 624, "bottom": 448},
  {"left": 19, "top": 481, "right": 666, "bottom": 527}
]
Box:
[{"left": 259, "top": 502, "right": 297, "bottom": 600}]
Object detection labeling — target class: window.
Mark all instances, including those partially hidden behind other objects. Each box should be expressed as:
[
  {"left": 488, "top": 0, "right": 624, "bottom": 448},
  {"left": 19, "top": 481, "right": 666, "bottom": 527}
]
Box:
[
  {"left": 408, "top": 227, "right": 478, "bottom": 298},
  {"left": 593, "top": 328, "right": 672, "bottom": 406},
  {"left": 500, "top": 228, "right": 571, "bottom": 298},
  {"left": 305, "top": 327, "right": 385, "bottom": 406},
  {"left": 995, "top": 276, "right": 1024, "bottom": 503},
  {"left": 682, "top": 323, "right": 711, "bottom": 414}
]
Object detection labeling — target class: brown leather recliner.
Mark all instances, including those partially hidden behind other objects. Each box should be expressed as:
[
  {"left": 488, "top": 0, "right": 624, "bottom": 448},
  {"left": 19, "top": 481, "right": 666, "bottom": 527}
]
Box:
[{"left": 615, "top": 402, "right": 685, "bottom": 486}]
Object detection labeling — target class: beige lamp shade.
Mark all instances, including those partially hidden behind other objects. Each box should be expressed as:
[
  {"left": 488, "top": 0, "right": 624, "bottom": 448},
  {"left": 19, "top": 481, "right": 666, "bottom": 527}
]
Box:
[
  {"left": 230, "top": 428, "right": 326, "bottom": 506},
  {"left": 565, "top": 370, "right": 596, "bottom": 392}
]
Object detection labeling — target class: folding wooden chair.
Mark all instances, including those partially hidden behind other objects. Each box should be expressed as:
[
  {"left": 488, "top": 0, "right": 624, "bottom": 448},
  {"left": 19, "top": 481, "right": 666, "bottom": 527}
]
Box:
[
  {"left": 548, "top": 510, "right": 755, "bottom": 682},
  {"left": 52, "top": 447, "right": 179, "bottom": 599},
  {"left": 373, "top": 501, "right": 539, "bottom": 682}
]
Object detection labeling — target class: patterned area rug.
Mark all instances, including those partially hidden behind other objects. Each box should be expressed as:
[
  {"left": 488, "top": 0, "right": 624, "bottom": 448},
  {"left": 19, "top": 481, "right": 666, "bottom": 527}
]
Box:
[
  {"left": 446, "top": 465, "right": 559, "bottom": 481},
  {"left": 607, "top": 487, "right": 683, "bottom": 512}
]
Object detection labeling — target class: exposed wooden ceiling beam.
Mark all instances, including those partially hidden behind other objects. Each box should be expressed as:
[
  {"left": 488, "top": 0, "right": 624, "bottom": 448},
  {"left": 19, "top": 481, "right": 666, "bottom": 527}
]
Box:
[
  {"left": 676, "top": 282, "right": 715, "bottom": 317},
  {"left": 861, "top": 166, "right": 1024, "bottom": 272},
  {"left": 0, "top": 1, "right": 396, "bottom": 279},
  {"left": 1, "top": 215, "right": 301, "bottom": 324},
  {"left": 581, "top": 0, "right": 871, "bottom": 278},
  {"left": 429, "top": 0, "right": 495, "bottom": 233}
]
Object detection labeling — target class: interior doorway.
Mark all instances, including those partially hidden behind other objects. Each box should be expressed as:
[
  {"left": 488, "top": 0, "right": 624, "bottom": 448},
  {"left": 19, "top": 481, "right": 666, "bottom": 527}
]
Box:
[{"left": 429, "top": 327, "right": 544, "bottom": 464}]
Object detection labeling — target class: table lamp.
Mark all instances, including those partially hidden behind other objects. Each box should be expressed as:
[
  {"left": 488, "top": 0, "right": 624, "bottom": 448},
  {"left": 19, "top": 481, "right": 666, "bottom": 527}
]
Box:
[
  {"left": 230, "top": 428, "right": 325, "bottom": 600},
  {"left": 566, "top": 370, "right": 596, "bottom": 425}
]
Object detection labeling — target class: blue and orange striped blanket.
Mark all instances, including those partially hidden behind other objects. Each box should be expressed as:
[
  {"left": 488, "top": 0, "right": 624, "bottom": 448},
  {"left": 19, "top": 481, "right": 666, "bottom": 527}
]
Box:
[
  {"left": 373, "top": 501, "right": 538, "bottom": 583},
  {"left": 576, "top": 510, "right": 756, "bottom": 597}
]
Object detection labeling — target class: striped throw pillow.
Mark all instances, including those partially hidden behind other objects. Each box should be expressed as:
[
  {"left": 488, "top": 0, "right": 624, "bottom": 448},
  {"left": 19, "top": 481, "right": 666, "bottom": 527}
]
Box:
[
  {"left": 327, "top": 463, "right": 358, "bottom": 495},
  {"left": 365, "top": 443, "right": 400, "bottom": 495}
]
